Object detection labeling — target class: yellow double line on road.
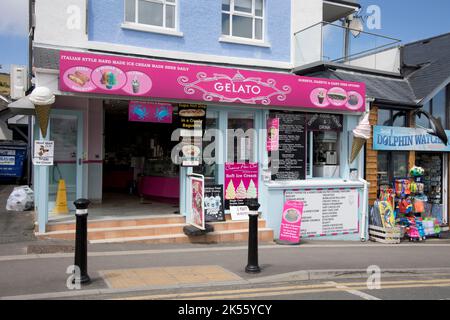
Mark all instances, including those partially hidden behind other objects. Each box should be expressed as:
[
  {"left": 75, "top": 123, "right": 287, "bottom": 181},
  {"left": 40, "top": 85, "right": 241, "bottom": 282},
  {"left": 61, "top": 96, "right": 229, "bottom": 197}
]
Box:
[{"left": 115, "top": 278, "right": 450, "bottom": 300}]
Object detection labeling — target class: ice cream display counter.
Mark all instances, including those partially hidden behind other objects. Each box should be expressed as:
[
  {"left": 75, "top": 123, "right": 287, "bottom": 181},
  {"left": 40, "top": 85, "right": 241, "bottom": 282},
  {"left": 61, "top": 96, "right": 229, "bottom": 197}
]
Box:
[{"left": 138, "top": 159, "right": 180, "bottom": 201}]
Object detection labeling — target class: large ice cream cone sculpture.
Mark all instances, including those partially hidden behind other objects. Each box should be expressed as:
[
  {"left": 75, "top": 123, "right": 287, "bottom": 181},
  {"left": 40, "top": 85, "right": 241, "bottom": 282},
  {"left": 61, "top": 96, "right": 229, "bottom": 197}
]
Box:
[
  {"left": 29, "top": 87, "right": 55, "bottom": 138},
  {"left": 34, "top": 104, "right": 52, "bottom": 138},
  {"left": 350, "top": 137, "right": 366, "bottom": 164},
  {"left": 349, "top": 113, "right": 371, "bottom": 164}
]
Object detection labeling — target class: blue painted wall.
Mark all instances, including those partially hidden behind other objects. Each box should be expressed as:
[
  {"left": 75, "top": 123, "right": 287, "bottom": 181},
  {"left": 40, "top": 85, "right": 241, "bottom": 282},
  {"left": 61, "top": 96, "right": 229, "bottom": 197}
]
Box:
[{"left": 88, "top": 0, "right": 291, "bottom": 63}]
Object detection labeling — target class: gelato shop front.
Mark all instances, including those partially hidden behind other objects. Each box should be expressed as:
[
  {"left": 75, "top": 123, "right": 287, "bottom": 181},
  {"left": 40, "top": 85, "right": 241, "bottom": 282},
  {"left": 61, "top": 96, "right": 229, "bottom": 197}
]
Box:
[{"left": 33, "top": 49, "right": 368, "bottom": 242}]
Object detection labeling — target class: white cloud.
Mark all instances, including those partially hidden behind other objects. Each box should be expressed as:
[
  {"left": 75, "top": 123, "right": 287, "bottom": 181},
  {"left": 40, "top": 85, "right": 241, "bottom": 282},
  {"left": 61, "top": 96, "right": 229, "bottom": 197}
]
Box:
[{"left": 0, "top": 0, "right": 29, "bottom": 36}]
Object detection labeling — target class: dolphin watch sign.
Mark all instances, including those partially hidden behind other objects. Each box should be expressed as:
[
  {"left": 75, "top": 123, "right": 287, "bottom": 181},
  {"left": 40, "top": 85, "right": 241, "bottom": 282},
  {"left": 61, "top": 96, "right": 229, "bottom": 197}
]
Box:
[{"left": 373, "top": 126, "right": 450, "bottom": 152}]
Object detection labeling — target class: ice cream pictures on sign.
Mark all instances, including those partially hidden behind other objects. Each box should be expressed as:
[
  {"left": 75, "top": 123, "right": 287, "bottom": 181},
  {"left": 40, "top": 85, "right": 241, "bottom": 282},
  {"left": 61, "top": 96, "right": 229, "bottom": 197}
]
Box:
[
  {"left": 224, "top": 162, "right": 258, "bottom": 209},
  {"left": 225, "top": 179, "right": 257, "bottom": 200}
]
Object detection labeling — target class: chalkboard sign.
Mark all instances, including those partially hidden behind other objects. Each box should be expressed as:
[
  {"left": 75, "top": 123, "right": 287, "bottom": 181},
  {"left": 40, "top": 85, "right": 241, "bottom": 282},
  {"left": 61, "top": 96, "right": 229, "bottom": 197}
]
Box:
[
  {"left": 204, "top": 184, "right": 225, "bottom": 222},
  {"left": 269, "top": 112, "right": 306, "bottom": 181},
  {"left": 306, "top": 113, "right": 343, "bottom": 131}
]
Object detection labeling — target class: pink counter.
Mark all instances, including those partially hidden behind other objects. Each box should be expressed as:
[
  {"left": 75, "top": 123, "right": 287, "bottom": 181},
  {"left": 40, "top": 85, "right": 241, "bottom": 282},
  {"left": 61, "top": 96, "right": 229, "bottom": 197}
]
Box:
[{"left": 138, "top": 176, "right": 180, "bottom": 199}]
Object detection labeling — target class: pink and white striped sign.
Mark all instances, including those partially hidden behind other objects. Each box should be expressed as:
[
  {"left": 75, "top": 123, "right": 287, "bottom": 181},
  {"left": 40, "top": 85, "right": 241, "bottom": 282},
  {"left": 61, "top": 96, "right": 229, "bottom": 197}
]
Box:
[{"left": 59, "top": 51, "right": 366, "bottom": 112}]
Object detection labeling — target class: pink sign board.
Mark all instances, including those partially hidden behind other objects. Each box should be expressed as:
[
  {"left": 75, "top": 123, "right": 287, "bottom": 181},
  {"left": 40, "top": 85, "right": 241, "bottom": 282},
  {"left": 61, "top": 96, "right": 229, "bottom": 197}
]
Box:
[
  {"left": 60, "top": 51, "right": 366, "bottom": 112},
  {"left": 128, "top": 101, "right": 173, "bottom": 123},
  {"left": 267, "top": 117, "right": 280, "bottom": 151},
  {"left": 190, "top": 176, "right": 205, "bottom": 230},
  {"left": 224, "top": 163, "right": 258, "bottom": 209},
  {"left": 279, "top": 200, "right": 304, "bottom": 243}
]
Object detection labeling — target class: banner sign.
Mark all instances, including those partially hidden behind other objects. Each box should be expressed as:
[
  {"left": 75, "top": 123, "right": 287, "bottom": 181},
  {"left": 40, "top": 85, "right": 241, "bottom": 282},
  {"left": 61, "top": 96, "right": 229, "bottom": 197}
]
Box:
[
  {"left": 33, "top": 140, "right": 54, "bottom": 166},
  {"left": 306, "top": 113, "right": 343, "bottom": 132},
  {"left": 279, "top": 200, "right": 304, "bottom": 243},
  {"left": 266, "top": 117, "right": 280, "bottom": 151},
  {"left": 373, "top": 126, "right": 450, "bottom": 152},
  {"left": 285, "top": 188, "right": 359, "bottom": 238},
  {"left": 225, "top": 163, "right": 258, "bottom": 209},
  {"left": 128, "top": 101, "right": 173, "bottom": 123},
  {"left": 59, "top": 51, "right": 366, "bottom": 112},
  {"left": 189, "top": 175, "right": 205, "bottom": 230},
  {"left": 204, "top": 184, "right": 225, "bottom": 222}
]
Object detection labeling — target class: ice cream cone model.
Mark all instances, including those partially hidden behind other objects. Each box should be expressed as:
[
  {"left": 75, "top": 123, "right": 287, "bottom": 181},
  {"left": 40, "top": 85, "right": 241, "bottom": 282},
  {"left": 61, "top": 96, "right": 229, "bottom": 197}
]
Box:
[
  {"left": 35, "top": 104, "right": 52, "bottom": 138},
  {"left": 349, "top": 113, "right": 371, "bottom": 164},
  {"left": 28, "top": 87, "right": 55, "bottom": 138},
  {"left": 350, "top": 137, "right": 366, "bottom": 164}
]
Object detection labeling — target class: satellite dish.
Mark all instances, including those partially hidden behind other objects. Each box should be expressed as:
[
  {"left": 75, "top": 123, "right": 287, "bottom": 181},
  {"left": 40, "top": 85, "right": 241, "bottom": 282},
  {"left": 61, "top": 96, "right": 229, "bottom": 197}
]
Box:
[
  {"left": 414, "top": 109, "right": 448, "bottom": 145},
  {"left": 349, "top": 17, "right": 364, "bottom": 37}
]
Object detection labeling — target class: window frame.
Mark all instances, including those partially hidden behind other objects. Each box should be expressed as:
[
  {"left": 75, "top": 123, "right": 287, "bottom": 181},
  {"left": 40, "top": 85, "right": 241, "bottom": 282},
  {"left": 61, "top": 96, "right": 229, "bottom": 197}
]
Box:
[
  {"left": 124, "top": 0, "right": 178, "bottom": 31},
  {"left": 377, "top": 108, "right": 409, "bottom": 127},
  {"left": 222, "top": 0, "right": 265, "bottom": 42}
]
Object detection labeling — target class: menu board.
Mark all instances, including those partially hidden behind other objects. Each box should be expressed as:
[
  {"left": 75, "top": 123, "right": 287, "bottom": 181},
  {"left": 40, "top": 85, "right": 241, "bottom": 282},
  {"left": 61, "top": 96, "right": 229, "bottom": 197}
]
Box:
[
  {"left": 285, "top": 188, "right": 359, "bottom": 238},
  {"left": 204, "top": 184, "right": 225, "bottom": 222},
  {"left": 269, "top": 112, "right": 306, "bottom": 180},
  {"left": 306, "top": 113, "right": 343, "bottom": 131}
]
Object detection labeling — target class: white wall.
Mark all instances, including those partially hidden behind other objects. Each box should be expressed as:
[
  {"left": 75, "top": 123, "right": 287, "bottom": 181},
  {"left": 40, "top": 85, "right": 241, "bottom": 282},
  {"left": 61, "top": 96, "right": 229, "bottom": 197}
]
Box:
[
  {"left": 292, "top": 0, "right": 323, "bottom": 67},
  {"left": 34, "top": 0, "right": 87, "bottom": 47},
  {"left": 345, "top": 47, "right": 401, "bottom": 73}
]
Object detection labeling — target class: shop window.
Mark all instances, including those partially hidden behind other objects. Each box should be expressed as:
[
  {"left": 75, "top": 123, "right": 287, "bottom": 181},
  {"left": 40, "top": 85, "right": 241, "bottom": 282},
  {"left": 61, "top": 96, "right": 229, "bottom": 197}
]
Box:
[
  {"left": 377, "top": 108, "right": 407, "bottom": 127},
  {"left": 227, "top": 113, "right": 255, "bottom": 163},
  {"left": 416, "top": 88, "right": 448, "bottom": 129},
  {"left": 377, "top": 151, "right": 409, "bottom": 187},
  {"left": 125, "top": 0, "right": 176, "bottom": 29},
  {"left": 311, "top": 131, "right": 340, "bottom": 178},
  {"left": 193, "top": 112, "right": 219, "bottom": 184},
  {"left": 222, "top": 0, "right": 264, "bottom": 41}
]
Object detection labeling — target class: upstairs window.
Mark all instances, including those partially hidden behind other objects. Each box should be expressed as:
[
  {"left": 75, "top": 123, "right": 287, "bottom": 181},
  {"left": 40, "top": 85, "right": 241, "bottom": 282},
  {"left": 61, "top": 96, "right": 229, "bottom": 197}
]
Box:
[
  {"left": 125, "top": 0, "right": 176, "bottom": 29},
  {"left": 222, "top": 0, "right": 264, "bottom": 41}
]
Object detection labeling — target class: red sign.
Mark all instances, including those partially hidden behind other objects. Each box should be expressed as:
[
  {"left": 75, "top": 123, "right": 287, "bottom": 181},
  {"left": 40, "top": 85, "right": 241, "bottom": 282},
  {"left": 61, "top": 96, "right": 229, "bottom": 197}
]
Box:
[
  {"left": 60, "top": 51, "right": 366, "bottom": 112},
  {"left": 279, "top": 200, "right": 304, "bottom": 243}
]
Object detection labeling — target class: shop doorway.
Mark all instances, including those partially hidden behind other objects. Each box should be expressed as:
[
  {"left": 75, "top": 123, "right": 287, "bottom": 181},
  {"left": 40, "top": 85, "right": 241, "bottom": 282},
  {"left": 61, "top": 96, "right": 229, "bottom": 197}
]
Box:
[
  {"left": 416, "top": 153, "right": 448, "bottom": 226},
  {"left": 46, "top": 110, "right": 84, "bottom": 213},
  {"left": 101, "top": 100, "right": 180, "bottom": 216}
]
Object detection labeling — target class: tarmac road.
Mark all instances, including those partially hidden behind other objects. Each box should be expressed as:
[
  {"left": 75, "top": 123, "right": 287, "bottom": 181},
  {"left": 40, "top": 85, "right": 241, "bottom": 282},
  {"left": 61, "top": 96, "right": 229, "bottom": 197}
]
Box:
[{"left": 1, "top": 241, "right": 450, "bottom": 300}]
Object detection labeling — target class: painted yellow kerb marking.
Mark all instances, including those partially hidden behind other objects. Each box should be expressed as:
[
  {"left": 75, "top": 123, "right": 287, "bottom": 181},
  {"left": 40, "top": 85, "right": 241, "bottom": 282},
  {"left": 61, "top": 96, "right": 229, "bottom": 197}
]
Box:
[
  {"left": 184, "top": 282, "right": 450, "bottom": 300},
  {"left": 116, "top": 278, "right": 450, "bottom": 300}
]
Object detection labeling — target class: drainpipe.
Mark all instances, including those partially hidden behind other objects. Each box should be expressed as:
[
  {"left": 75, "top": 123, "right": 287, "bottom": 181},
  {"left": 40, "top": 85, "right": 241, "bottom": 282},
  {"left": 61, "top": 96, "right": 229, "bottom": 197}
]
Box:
[{"left": 27, "top": 0, "right": 34, "bottom": 187}]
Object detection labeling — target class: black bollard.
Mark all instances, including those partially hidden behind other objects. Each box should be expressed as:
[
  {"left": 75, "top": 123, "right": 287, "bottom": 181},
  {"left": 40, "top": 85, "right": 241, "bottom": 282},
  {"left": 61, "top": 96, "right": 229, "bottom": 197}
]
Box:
[
  {"left": 245, "top": 201, "right": 261, "bottom": 274},
  {"left": 74, "top": 198, "right": 91, "bottom": 284}
]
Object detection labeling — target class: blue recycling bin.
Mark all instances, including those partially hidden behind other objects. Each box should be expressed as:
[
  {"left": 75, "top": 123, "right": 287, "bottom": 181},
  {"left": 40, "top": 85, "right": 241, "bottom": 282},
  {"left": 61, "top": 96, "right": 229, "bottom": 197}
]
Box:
[{"left": 0, "top": 141, "right": 28, "bottom": 179}]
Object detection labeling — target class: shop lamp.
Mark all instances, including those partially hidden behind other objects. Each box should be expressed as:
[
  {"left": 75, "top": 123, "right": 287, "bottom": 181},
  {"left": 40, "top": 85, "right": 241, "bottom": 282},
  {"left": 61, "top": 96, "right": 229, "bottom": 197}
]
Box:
[{"left": 413, "top": 109, "right": 448, "bottom": 145}]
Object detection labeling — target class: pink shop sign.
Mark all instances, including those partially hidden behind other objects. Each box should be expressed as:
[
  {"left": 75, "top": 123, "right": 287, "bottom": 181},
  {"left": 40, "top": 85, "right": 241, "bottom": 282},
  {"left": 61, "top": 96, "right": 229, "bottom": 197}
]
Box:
[
  {"left": 60, "top": 51, "right": 366, "bottom": 112},
  {"left": 128, "top": 101, "right": 173, "bottom": 123},
  {"left": 279, "top": 200, "right": 304, "bottom": 244}
]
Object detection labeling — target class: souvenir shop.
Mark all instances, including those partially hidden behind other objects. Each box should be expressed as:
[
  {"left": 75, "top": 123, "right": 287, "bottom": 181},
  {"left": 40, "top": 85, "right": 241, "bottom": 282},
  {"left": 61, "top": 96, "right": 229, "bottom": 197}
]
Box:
[
  {"left": 371, "top": 125, "right": 449, "bottom": 241},
  {"left": 33, "top": 49, "right": 369, "bottom": 240}
]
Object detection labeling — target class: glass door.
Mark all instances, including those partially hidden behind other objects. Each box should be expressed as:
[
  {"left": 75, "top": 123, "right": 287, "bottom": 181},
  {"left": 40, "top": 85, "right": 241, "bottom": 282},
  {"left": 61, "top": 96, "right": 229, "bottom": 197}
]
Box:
[{"left": 47, "top": 111, "right": 83, "bottom": 213}]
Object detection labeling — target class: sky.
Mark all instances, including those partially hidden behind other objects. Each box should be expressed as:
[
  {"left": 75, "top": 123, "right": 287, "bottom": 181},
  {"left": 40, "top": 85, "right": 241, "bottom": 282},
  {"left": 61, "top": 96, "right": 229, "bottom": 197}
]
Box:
[{"left": 0, "top": 0, "right": 449, "bottom": 73}]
